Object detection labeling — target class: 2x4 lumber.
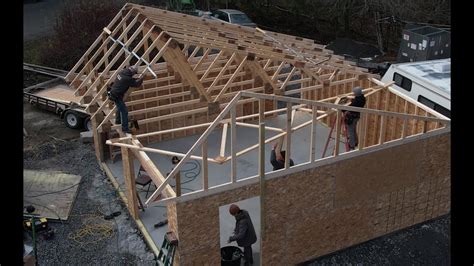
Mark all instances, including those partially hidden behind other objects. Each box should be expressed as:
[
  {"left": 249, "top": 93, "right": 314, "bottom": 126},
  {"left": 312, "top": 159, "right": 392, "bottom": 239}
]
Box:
[
  {"left": 401, "top": 101, "right": 408, "bottom": 139},
  {"left": 202, "top": 140, "right": 209, "bottom": 190},
  {"left": 145, "top": 93, "right": 242, "bottom": 205},
  {"left": 91, "top": 117, "right": 105, "bottom": 162},
  {"left": 279, "top": 66, "right": 297, "bottom": 91},
  {"left": 334, "top": 111, "right": 341, "bottom": 156},
  {"left": 206, "top": 53, "right": 237, "bottom": 93},
  {"left": 108, "top": 141, "right": 219, "bottom": 163},
  {"left": 188, "top": 46, "right": 202, "bottom": 61},
  {"left": 310, "top": 105, "right": 317, "bottom": 162},
  {"left": 220, "top": 123, "right": 228, "bottom": 157},
  {"left": 412, "top": 106, "right": 419, "bottom": 136},
  {"left": 391, "top": 95, "right": 400, "bottom": 140},
  {"left": 230, "top": 108, "right": 237, "bottom": 183},
  {"left": 236, "top": 122, "right": 284, "bottom": 133},
  {"left": 175, "top": 172, "right": 181, "bottom": 197},
  {"left": 379, "top": 115, "right": 387, "bottom": 144},
  {"left": 214, "top": 56, "right": 248, "bottom": 102},
  {"left": 285, "top": 103, "right": 292, "bottom": 169},
  {"left": 122, "top": 146, "right": 139, "bottom": 220},
  {"left": 358, "top": 112, "right": 368, "bottom": 150},
  {"left": 193, "top": 48, "right": 211, "bottom": 71},
  {"left": 259, "top": 121, "right": 265, "bottom": 244},
  {"left": 66, "top": 5, "right": 128, "bottom": 81},
  {"left": 200, "top": 50, "right": 224, "bottom": 82},
  {"left": 271, "top": 62, "right": 286, "bottom": 81},
  {"left": 240, "top": 91, "right": 449, "bottom": 124},
  {"left": 129, "top": 138, "right": 176, "bottom": 198}
]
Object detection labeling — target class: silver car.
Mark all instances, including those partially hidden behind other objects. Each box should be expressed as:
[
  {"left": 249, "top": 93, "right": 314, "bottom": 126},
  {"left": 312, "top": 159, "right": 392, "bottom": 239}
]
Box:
[{"left": 210, "top": 9, "right": 257, "bottom": 28}]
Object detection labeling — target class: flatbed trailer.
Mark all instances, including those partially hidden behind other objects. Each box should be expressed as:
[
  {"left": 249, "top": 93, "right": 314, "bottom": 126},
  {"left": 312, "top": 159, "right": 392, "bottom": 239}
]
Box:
[{"left": 23, "top": 64, "right": 92, "bottom": 130}]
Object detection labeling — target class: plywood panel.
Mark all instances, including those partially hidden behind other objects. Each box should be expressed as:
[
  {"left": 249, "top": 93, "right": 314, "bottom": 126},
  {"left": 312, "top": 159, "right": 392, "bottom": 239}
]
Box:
[{"left": 23, "top": 170, "right": 82, "bottom": 220}]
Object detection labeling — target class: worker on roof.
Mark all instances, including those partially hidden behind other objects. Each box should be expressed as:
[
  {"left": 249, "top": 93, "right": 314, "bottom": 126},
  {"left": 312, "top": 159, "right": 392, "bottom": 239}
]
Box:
[
  {"left": 270, "top": 140, "right": 294, "bottom": 171},
  {"left": 107, "top": 65, "right": 143, "bottom": 134},
  {"left": 343, "top": 86, "right": 367, "bottom": 150},
  {"left": 227, "top": 204, "right": 257, "bottom": 266}
]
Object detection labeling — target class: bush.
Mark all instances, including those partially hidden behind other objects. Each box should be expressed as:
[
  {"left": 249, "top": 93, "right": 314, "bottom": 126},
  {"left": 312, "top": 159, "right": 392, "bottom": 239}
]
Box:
[{"left": 39, "top": 0, "right": 122, "bottom": 70}]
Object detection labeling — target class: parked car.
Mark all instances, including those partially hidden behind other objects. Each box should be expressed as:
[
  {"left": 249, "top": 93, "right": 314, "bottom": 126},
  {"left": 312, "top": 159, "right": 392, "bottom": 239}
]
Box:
[{"left": 210, "top": 9, "right": 256, "bottom": 28}]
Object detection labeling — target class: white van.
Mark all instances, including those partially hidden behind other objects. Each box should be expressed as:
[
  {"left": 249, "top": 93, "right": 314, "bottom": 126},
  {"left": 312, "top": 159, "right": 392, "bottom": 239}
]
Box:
[{"left": 380, "top": 58, "right": 450, "bottom": 118}]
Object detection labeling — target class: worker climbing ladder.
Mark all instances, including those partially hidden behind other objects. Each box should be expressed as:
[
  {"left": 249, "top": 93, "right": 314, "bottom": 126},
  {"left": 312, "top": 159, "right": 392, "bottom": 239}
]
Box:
[
  {"left": 157, "top": 231, "right": 178, "bottom": 266},
  {"left": 103, "top": 27, "right": 158, "bottom": 79},
  {"left": 322, "top": 111, "right": 350, "bottom": 157}
]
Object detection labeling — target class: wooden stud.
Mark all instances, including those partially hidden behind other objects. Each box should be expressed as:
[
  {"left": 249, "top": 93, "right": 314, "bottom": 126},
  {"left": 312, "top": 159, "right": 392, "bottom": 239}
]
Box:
[
  {"left": 175, "top": 172, "right": 181, "bottom": 197},
  {"left": 285, "top": 103, "right": 292, "bottom": 169},
  {"left": 230, "top": 107, "right": 237, "bottom": 182},
  {"left": 334, "top": 110, "right": 341, "bottom": 156},
  {"left": 219, "top": 123, "right": 228, "bottom": 157},
  {"left": 122, "top": 147, "right": 139, "bottom": 220},
  {"left": 310, "top": 105, "right": 317, "bottom": 162},
  {"left": 202, "top": 140, "right": 209, "bottom": 190}
]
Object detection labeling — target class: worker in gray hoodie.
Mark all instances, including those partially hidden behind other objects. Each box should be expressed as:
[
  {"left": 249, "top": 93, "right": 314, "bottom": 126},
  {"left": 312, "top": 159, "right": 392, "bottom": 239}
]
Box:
[
  {"left": 108, "top": 65, "right": 143, "bottom": 134},
  {"left": 228, "top": 204, "right": 257, "bottom": 265}
]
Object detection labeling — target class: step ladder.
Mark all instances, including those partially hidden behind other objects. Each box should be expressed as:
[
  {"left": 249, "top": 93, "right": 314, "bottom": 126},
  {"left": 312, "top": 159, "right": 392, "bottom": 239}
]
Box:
[
  {"left": 103, "top": 27, "right": 157, "bottom": 79},
  {"left": 157, "top": 231, "right": 178, "bottom": 266},
  {"left": 322, "top": 112, "right": 350, "bottom": 157}
]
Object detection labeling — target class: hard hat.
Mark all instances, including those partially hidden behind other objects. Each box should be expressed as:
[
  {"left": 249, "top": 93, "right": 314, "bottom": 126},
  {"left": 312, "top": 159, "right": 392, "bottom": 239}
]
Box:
[
  {"left": 128, "top": 65, "right": 138, "bottom": 74},
  {"left": 353, "top": 86, "right": 363, "bottom": 96}
]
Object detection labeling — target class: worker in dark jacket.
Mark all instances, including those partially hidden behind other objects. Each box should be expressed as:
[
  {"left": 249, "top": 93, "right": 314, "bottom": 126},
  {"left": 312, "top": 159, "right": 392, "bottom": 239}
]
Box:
[
  {"left": 343, "top": 86, "right": 366, "bottom": 150},
  {"left": 227, "top": 204, "right": 257, "bottom": 266},
  {"left": 108, "top": 66, "right": 143, "bottom": 134},
  {"left": 270, "top": 141, "right": 294, "bottom": 171}
]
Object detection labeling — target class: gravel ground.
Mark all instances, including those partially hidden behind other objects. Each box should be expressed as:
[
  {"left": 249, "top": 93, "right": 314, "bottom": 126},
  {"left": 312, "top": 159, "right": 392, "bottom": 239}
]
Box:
[
  {"left": 303, "top": 214, "right": 450, "bottom": 265},
  {"left": 23, "top": 103, "right": 156, "bottom": 265}
]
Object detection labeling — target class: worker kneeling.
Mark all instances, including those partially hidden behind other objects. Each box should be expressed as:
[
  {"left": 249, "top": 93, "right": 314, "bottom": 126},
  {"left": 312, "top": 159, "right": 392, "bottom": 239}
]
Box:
[
  {"left": 227, "top": 204, "right": 257, "bottom": 266},
  {"left": 270, "top": 141, "right": 294, "bottom": 170}
]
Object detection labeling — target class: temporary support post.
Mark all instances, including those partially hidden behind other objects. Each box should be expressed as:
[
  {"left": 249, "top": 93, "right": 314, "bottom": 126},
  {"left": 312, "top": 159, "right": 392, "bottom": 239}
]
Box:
[
  {"left": 259, "top": 121, "right": 265, "bottom": 263},
  {"left": 230, "top": 108, "right": 237, "bottom": 182},
  {"left": 285, "top": 102, "right": 292, "bottom": 169},
  {"left": 122, "top": 146, "right": 139, "bottom": 220}
]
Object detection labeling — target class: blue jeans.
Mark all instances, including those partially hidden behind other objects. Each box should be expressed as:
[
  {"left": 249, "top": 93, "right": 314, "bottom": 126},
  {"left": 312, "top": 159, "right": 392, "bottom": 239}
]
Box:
[
  {"left": 347, "top": 117, "right": 359, "bottom": 149},
  {"left": 114, "top": 97, "right": 130, "bottom": 132}
]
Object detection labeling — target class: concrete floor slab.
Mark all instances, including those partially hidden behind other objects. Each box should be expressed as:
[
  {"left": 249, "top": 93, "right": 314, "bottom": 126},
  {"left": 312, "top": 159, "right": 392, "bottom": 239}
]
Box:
[{"left": 105, "top": 111, "right": 350, "bottom": 262}]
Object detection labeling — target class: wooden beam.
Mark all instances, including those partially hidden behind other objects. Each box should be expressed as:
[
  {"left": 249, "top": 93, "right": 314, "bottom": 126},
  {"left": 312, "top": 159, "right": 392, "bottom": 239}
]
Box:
[
  {"left": 220, "top": 123, "right": 228, "bottom": 157},
  {"left": 193, "top": 48, "right": 211, "bottom": 71},
  {"left": 202, "top": 140, "right": 208, "bottom": 190},
  {"left": 213, "top": 56, "right": 248, "bottom": 102},
  {"left": 334, "top": 111, "right": 341, "bottom": 156},
  {"left": 206, "top": 53, "right": 237, "bottom": 93},
  {"left": 259, "top": 121, "right": 265, "bottom": 243},
  {"left": 230, "top": 108, "right": 237, "bottom": 182},
  {"left": 309, "top": 105, "right": 317, "bottom": 162},
  {"left": 122, "top": 146, "right": 139, "bottom": 220},
  {"left": 358, "top": 112, "right": 367, "bottom": 150},
  {"left": 285, "top": 103, "right": 292, "bottom": 169}
]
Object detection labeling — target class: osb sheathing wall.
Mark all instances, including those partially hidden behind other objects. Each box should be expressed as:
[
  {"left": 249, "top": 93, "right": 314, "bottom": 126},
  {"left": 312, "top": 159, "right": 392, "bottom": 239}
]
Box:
[{"left": 167, "top": 133, "right": 450, "bottom": 265}]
